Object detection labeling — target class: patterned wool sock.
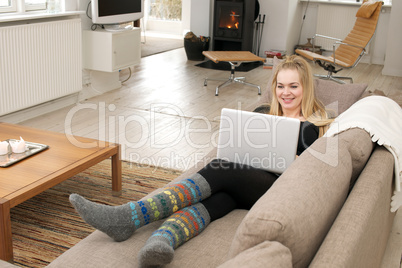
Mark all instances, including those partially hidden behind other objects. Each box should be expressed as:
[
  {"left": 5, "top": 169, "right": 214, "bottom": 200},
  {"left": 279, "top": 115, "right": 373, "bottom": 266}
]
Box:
[
  {"left": 138, "top": 203, "right": 211, "bottom": 266},
  {"left": 69, "top": 173, "right": 211, "bottom": 242}
]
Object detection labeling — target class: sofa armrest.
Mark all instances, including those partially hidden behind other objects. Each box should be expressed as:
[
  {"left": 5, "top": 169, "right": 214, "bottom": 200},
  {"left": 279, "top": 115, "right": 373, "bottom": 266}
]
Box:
[
  {"left": 310, "top": 146, "right": 395, "bottom": 268},
  {"left": 219, "top": 241, "right": 292, "bottom": 268},
  {"left": 227, "top": 128, "right": 374, "bottom": 268}
]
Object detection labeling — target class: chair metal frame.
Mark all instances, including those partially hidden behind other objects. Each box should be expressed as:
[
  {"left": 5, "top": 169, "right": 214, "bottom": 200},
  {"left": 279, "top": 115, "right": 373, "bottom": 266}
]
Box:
[
  {"left": 310, "top": 34, "right": 372, "bottom": 84},
  {"left": 202, "top": 51, "right": 264, "bottom": 96},
  {"left": 204, "top": 61, "right": 262, "bottom": 96}
]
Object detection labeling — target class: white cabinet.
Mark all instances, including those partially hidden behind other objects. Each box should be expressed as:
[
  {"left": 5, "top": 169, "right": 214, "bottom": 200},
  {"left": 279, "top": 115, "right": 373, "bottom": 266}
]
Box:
[{"left": 83, "top": 28, "right": 141, "bottom": 72}]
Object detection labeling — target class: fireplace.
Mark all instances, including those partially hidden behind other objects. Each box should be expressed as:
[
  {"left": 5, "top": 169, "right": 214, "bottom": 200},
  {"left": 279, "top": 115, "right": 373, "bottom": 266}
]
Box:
[
  {"left": 212, "top": 0, "right": 258, "bottom": 51},
  {"left": 215, "top": 2, "right": 243, "bottom": 39}
]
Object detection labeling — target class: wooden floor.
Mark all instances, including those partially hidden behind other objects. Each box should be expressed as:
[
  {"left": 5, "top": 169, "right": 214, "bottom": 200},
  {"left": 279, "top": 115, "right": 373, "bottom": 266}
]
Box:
[{"left": 17, "top": 48, "right": 402, "bottom": 267}]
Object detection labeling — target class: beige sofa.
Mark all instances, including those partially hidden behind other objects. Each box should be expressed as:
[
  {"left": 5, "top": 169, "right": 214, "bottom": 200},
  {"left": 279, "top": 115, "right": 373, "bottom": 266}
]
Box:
[{"left": 1, "top": 80, "right": 397, "bottom": 267}]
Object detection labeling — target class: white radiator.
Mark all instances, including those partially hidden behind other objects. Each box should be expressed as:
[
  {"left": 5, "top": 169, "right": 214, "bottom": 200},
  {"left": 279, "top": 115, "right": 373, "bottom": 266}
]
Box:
[
  {"left": 315, "top": 5, "right": 359, "bottom": 51},
  {"left": 0, "top": 18, "right": 82, "bottom": 116}
]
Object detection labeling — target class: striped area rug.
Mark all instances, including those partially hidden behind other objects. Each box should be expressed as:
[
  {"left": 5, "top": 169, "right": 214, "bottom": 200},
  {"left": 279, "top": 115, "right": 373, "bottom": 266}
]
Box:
[{"left": 10, "top": 160, "right": 182, "bottom": 267}]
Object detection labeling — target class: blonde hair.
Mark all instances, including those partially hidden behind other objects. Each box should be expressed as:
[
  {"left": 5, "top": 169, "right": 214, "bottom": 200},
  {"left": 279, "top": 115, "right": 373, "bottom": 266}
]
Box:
[{"left": 269, "top": 55, "right": 333, "bottom": 136}]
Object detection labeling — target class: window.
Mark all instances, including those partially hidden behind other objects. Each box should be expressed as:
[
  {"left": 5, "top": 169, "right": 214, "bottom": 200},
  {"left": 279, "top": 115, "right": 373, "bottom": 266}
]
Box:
[
  {"left": 0, "top": 0, "right": 46, "bottom": 14},
  {"left": 148, "top": 0, "right": 182, "bottom": 21},
  {"left": 25, "top": 0, "right": 46, "bottom": 11},
  {"left": 0, "top": 0, "right": 10, "bottom": 6},
  {"left": 0, "top": 0, "right": 17, "bottom": 13}
]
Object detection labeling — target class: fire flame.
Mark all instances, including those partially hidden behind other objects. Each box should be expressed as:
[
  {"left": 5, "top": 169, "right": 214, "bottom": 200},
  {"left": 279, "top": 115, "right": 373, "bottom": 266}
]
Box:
[{"left": 227, "top": 11, "right": 239, "bottom": 29}]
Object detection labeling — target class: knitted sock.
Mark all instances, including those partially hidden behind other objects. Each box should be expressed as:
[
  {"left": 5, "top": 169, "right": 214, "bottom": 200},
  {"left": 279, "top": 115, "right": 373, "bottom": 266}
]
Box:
[
  {"left": 138, "top": 203, "right": 211, "bottom": 266},
  {"left": 69, "top": 173, "right": 211, "bottom": 242}
]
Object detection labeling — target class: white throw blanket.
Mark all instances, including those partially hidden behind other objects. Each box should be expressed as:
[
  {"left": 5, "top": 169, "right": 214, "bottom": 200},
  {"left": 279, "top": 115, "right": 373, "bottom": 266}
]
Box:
[{"left": 324, "top": 96, "right": 402, "bottom": 212}]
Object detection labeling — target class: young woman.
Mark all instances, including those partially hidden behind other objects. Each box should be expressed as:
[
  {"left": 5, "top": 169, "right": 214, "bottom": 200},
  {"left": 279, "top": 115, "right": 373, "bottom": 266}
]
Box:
[{"left": 69, "top": 55, "right": 333, "bottom": 266}]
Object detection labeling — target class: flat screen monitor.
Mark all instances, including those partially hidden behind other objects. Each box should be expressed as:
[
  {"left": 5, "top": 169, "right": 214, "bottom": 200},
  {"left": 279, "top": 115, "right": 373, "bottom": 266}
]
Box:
[{"left": 91, "top": 0, "right": 144, "bottom": 25}]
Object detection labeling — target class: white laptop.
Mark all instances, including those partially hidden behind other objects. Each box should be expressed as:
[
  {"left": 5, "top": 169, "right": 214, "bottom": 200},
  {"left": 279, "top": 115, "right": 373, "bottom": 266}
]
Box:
[{"left": 216, "top": 108, "right": 301, "bottom": 174}]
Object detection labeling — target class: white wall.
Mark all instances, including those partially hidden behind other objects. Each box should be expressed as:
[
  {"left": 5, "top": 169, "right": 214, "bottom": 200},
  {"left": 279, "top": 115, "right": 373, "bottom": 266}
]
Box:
[
  {"left": 63, "top": 0, "right": 80, "bottom": 11},
  {"left": 182, "top": 0, "right": 191, "bottom": 35},
  {"left": 257, "top": 0, "right": 289, "bottom": 56},
  {"left": 79, "top": 0, "right": 92, "bottom": 30},
  {"left": 189, "top": 0, "right": 210, "bottom": 36},
  {"left": 285, "top": 0, "right": 303, "bottom": 56},
  {"left": 259, "top": 0, "right": 304, "bottom": 56},
  {"left": 382, "top": 0, "right": 402, "bottom": 77}
]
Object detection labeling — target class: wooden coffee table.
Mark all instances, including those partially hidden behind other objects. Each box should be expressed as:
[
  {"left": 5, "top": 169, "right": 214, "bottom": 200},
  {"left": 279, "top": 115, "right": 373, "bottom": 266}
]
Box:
[{"left": 0, "top": 122, "right": 122, "bottom": 261}]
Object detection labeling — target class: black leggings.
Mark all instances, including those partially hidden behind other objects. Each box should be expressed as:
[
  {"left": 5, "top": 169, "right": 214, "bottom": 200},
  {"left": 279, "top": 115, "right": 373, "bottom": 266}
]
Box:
[{"left": 198, "top": 159, "right": 279, "bottom": 221}]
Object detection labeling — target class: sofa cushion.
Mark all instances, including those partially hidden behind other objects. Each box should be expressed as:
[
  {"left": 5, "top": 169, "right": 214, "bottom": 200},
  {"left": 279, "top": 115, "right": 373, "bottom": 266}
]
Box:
[
  {"left": 315, "top": 79, "right": 367, "bottom": 117},
  {"left": 227, "top": 128, "right": 373, "bottom": 268},
  {"left": 47, "top": 209, "right": 248, "bottom": 268},
  {"left": 218, "top": 241, "right": 292, "bottom": 268}
]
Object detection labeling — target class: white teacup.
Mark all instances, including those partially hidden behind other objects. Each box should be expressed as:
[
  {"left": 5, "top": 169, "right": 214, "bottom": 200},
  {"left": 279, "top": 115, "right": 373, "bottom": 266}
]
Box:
[
  {"left": 0, "top": 141, "right": 8, "bottom": 155},
  {"left": 10, "top": 137, "right": 26, "bottom": 154}
]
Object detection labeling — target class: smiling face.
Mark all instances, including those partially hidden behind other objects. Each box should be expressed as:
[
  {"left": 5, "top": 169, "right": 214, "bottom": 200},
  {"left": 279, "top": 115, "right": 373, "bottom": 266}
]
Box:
[{"left": 275, "top": 68, "right": 304, "bottom": 119}]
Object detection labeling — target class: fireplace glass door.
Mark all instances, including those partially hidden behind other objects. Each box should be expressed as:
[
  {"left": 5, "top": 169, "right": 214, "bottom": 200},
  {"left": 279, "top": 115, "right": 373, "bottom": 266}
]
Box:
[{"left": 215, "top": 2, "right": 243, "bottom": 39}]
